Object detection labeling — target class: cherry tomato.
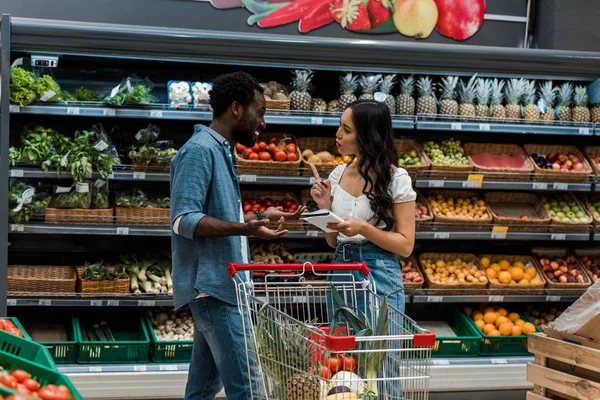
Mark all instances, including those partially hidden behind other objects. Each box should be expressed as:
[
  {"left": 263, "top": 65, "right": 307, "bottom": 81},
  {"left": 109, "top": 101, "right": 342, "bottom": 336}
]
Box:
[
  {"left": 286, "top": 153, "right": 298, "bottom": 162},
  {"left": 11, "top": 370, "right": 30, "bottom": 383},
  {"left": 259, "top": 151, "right": 272, "bottom": 161},
  {"left": 274, "top": 151, "right": 287, "bottom": 161},
  {"left": 248, "top": 152, "right": 259, "bottom": 161},
  {"left": 286, "top": 143, "right": 296, "bottom": 154},
  {"left": 235, "top": 143, "right": 245, "bottom": 152},
  {"left": 252, "top": 144, "right": 259, "bottom": 153},
  {"left": 342, "top": 356, "right": 357, "bottom": 371},
  {"left": 1, "top": 374, "right": 18, "bottom": 389},
  {"left": 23, "top": 379, "right": 40, "bottom": 392},
  {"left": 258, "top": 142, "right": 267, "bottom": 151},
  {"left": 325, "top": 357, "right": 341, "bottom": 374}
]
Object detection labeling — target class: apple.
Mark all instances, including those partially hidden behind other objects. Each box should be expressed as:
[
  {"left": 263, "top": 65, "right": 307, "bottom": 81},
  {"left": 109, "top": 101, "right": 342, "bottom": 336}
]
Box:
[
  {"left": 433, "top": 0, "right": 485, "bottom": 40},
  {"left": 573, "top": 162, "right": 585, "bottom": 171},
  {"left": 394, "top": 0, "right": 439, "bottom": 39},
  {"left": 552, "top": 163, "right": 561, "bottom": 170},
  {"left": 559, "top": 275, "right": 568, "bottom": 283},
  {"left": 565, "top": 160, "right": 573, "bottom": 168}
]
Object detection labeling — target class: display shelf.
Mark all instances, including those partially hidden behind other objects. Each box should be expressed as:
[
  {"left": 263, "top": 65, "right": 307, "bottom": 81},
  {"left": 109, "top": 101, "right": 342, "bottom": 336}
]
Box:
[
  {"left": 410, "top": 292, "right": 581, "bottom": 304},
  {"left": 414, "top": 177, "right": 594, "bottom": 192},
  {"left": 7, "top": 296, "right": 173, "bottom": 307},
  {"left": 9, "top": 223, "right": 172, "bottom": 236},
  {"left": 416, "top": 114, "right": 595, "bottom": 136},
  {"left": 415, "top": 230, "right": 590, "bottom": 241}
]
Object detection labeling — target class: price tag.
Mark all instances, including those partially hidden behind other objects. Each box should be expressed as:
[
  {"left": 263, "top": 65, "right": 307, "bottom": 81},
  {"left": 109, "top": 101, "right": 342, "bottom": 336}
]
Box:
[
  {"left": 462, "top": 180, "right": 479, "bottom": 188},
  {"left": 450, "top": 123, "right": 462, "bottom": 130},
  {"left": 10, "top": 169, "right": 24, "bottom": 178},
  {"left": 546, "top": 295, "right": 561, "bottom": 302},
  {"left": 428, "top": 180, "right": 444, "bottom": 188},
  {"left": 10, "top": 224, "right": 24, "bottom": 232},
  {"left": 491, "top": 226, "right": 509, "bottom": 240},
  {"left": 67, "top": 107, "right": 80, "bottom": 115},
  {"left": 427, "top": 296, "right": 443, "bottom": 303},
  {"left": 292, "top": 296, "right": 307, "bottom": 304},
  {"left": 306, "top": 231, "right": 319, "bottom": 237},
  {"left": 90, "top": 300, "right": 103, "bottom": 306},
  {"left": 432, "top": 359, "right": 450, "bottom": 365},
  {"left": 579, "top": 127, "right": 591, "bottom": 135},
  {"left": 311, "top": 117, "right": 323, "bottom": 125},
  {"left": 309, "top": 177, "right": 316, "bottom": 185},
  {"left": 159, "top": 365, "right": 178, "bottom": 371},
  {"left": 7, "top": 299, "right": 17, "bottom": 306},
  {"left": 39, "top": 299, "right": 52, "bottom": 306},
  {"left": 551, "top": 233, "right": 566, "bottom": 241},
  {"left": 239, "top": 174, "right": 257, "bottom": 182},
  {"left": 89, "top": 366, "right": 103, "bottom": 372},
  {"left": 133, "top": 171, "right": 146, "bottom": 180},
  {"left": 107, "top": 300, "right": 120, "bottom": 306},
  {"left": 488, "top": 296, "right": 505, "bottom": 302},
  {"left": 479, "top": 123, "right": 491, "bottom": 131},
  {"left": 116, "top": 227, "right": 130, "bottom": 235},
  {"left": 138, "top": 300, "right": 156, "bottom": 307},
  {"left": 434, "top": 232, "right": 450, "bottom": 239},
  {"left": 9, "top": 105, "right": 20, "bottom": 113},
  {"left": 150, "top": 110, "right": 163, "bottom": 118},
  {"left": 466, "top": 174, "right": 484, "bottom": 188},
  {"left": 103, "top": 108, "right": 116, "bottom": 116},
  {"left": 553, "top": 182, "right": 569, "bottom": 190},
  {"left": 533, "top": 182, "right": 548, "bottom": 190},
  {"left": 134, "top": 365, "right": 147, "bottom": 372},
  {"left": 491, "top": 359, "right": 508, "bottom": 364}
]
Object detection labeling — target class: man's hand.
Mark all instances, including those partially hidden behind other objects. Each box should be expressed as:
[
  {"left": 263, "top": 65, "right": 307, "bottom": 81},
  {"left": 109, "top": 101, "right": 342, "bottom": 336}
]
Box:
[
  {"left": 266, "top": 205, "right": 307, "bottom": 222},
  {"left": 246, "top": 217, "right": 288, "bottom": 239}
]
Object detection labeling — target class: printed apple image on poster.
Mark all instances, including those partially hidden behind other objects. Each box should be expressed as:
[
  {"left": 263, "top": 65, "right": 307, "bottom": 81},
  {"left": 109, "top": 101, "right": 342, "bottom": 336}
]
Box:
[{"left": 210, "top": 0, "right": 486, "bottom": 40}]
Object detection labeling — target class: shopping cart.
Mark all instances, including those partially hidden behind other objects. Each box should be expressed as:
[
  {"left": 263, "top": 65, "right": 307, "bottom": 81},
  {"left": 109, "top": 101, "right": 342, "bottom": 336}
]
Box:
[{"left": 228, "top": 262, "right": 436, "bottom": 400}]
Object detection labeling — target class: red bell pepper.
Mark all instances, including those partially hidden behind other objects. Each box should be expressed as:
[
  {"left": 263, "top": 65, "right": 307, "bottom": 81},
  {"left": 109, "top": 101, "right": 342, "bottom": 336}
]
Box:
[
  {"left": 258, "top": 0, "right": 328, "bottom": 28},
  {"left": 298, "top": 0, "right": 334, "bottom": 33}
]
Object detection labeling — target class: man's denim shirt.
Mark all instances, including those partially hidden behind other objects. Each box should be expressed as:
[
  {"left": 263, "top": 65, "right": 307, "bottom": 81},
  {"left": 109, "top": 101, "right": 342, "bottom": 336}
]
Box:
[{"left": 170, "top": 124, "right": 248, "bottom": 310}]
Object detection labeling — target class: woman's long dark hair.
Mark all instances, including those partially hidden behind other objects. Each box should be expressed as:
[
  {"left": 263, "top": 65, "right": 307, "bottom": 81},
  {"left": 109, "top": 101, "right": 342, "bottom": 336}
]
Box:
[{"left": 348, "top": 100, "right": 398, "bottom": 231}]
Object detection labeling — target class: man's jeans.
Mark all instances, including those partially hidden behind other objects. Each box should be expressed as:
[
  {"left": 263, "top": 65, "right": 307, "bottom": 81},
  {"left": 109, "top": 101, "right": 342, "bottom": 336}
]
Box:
[{"left": 185, "top": 297, "right": 262, "bottom": 400}]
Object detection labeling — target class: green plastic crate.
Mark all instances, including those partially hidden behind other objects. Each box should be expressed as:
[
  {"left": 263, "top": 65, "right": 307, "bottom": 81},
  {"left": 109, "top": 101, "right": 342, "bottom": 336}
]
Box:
[
  {"left": 145, "top": 316, "right": 193, "bottom": 363},
  {"left": 407, "top": 304, "right": 481, "bottom": 358},
  {"left": 75, "top": 315, "right": 150, "bottom": 364},
  {"left": 32, "top": 318, "right": 78, "bottom": 364},
  {"left": 0, "top": 346, "right": 82, "bottom": 399},
  {"left": 1, "top": 317, "right": 32, "bottom": 340},
  {"left": 0, "top": 329, "right": 56, "bottom": 370}
]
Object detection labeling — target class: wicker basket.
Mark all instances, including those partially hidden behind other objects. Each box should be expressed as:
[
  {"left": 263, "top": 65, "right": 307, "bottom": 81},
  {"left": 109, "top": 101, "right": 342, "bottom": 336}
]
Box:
[
  {"left": 484, "top": 192, "right": 550, "bottom": 232},
  {"left": 234, "top": 133, "right": 301, "bottom": 176},
  {"left": 583, "top": 146, "right": 600, "bottom": 176},
  {"left": 242, "top": 190, "right": 304, "bottom": 230},
  {"left": 266, "top": 99, "right": 290, "bottom": 111},
  {"left": 297, "top": 137, "right": 347, "bottom": 177},
  {"left": 531, "top": 252, "right": 591, "bottom": 295},
  {"left": 426, "top": 190, "right": 492, "bottom": 225},
  {"left": 464, "top": 143, "right": 533, "bottom": 181},
  {"left": 131, "top": 162, "right": 170, "bottom": 172},
  {"left": 415, "top": 189, "right": 433, "bottom": 223},
  {"left": 8, "top": 265, "right": 76, "bottom": 296},
  {"left": 580, "top": 194, "right": 600, "bottom": 226},
  {"left": 401, "top": 256, "right": 424, "bottom": 290},
  {"left": 539, "top": 193, "right": 592, "bottom": 232},
  {"left": 115, "top": 207, "right": 170, "bottom": 226},
  {"left": 420, "top": 141, "right": 473, "bottom": 178},
  {"left": 45, "top": 208, "right": 114, "bottom": 225},
  {"left": 394, "top": 139, "right": 431, "bottom": 172},
  {"left": 418, "top": 252, "right": 488, "bottom": 295},
  {"left": 523, "top": 144, "right": 593, "bottom": 183},
  {"left": 76, "top": 267, "right": 131, "bottom": 297},
  {"left": 478, "top": 254, "right": 547, "bottom": 294}
]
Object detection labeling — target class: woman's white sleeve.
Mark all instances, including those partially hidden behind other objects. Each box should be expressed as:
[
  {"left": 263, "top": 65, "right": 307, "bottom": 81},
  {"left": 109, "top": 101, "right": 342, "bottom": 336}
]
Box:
[
  {"left": 328, "top": 165, "right": 345, "bottom": 196},
  {"left": 392, "top": 172, "right": 417, "bottom": 203}
]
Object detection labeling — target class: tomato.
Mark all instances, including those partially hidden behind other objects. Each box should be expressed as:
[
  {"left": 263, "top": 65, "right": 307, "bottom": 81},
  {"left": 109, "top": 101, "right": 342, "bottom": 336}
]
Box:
[
  {"left": 325, "top": 357, "right": 341, "bottom": 374},
  {"left": 259, "top": 152, "right": 272, "bottom": 161},
  {"left": 11, "top": 370, "right": 30, "bottom": 383},
  {"left": 258, "top": 142, "right": 267, "bottom": 151},
  {"left": 7, "top": 395, "right": 30, "bottom": 400},
  {"left": 1, "top": 374, "right": 18, "bottom": 389},
  {"left": 39, "top": 385, "right": 59, "bottom": 400},
  {"left": 289, "top": 204, "right": 297, "bottom": 212},
  {"left": 342, "top": 356, "right": 357, "bottom": 371},
  {"left": 274, "top": 151, "right": 287, "bottom": 161},
  {"left": 0, "top": 319, "right": 8, "bottom": 330},
  {"left": 250, "top": 199, "right": 258, "bottom": 205},
  {"left": 235, "top": 143, "right": 245, "bottom": 152},
  {"left": 286, "top": 153, "right": 298, "bottom": 162},
  {"left": 23, "top": 379, "right": 40, "bottom": 392},
  {"left": 248, "top": 152, "right": 259, "bottom": 161},
  {"left": 56, "top": 385, "right": 71, "bottom": 400},
  {"left": 264, "top": 198, "right": 273, "bottom": 207},
  {"left": 268, "top": 136, "right": 277, "bottom": 144},
  {"left": 243, "top": 204, "right": 253, "bottom": 212},
  {"left": 16, "top": 384, "right": 31, "bottom": 395},
  {"left": 259, "top": 207, "right": 266, "bottom": 212},
  {"left": 286, "top": 143, "right": 296, "bottom": 154},
  {"left": 252, "top": 144, "right": 259, "bottom": 153},
  {"left": 268, "top": 143, "right": 277, "bottom": 153},
  {"left": 243, "top": 148, "right": 253, "bottom": 157}
]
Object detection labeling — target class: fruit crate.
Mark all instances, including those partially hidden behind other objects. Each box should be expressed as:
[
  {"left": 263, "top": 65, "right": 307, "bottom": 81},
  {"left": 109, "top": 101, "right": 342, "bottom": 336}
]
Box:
[
  {"left": 524, "top": 144, "right": 593, "bottom": 183},
  {"left": 531, "top": 248, "right": 592, "bottom": 295},
  {"left": 234, "top": 132, "right": 301, "bottom": 176},
  {"left": 144, "top": 316, "right": 193, "bottom": 363},
  {"left": 406, "top": 304, "right": 481, "bottom": 358},
  {"left": 540, "top": 192, "right": 593, "bottom": 233},
  {"left": 484, "top": 192, "right": 551, "bottom": 233},
  {"left": 242, "top": 190, "right": 304, "bottom": 231},
  {"left": 0, "top": 343, "right": 82, "bottom": 399},
  {"left": 415, "top": 189, "right": 433, "bottom": 223},
  {"left": 579, "top": 193, "right": 600, "bottom": 227},
  {"left": 418, "top": 252, "right": 488, "bottom": 295},
  {"left": 297, "top": 136, "right": 348, "bottom": 177},
  {"left": 426, "top": 190, "right": 492, "bottom": 226},
  {"left": 479, "top": 254, "right": 547, "bottom": 295},
  {"left": 573, "top": 248, "right": 600, "bottom": 283},
  {"left": 401, "top": 255, "right": 425, "bottom": 290},
  {"left": 583, "top": 145, "right": 600, "bottom": 177},
  {"left": 1, "top": 317, "right": 32, "bottom": 340},
  {"left": 0, "top": 329, "right": 56, "bottom": 370},
  {"left": 75, "top": 315, "right": 150, "bottom": 363},
  {"left": 23, "top": 317, "right": 79, "bottom": 364},
  {"left": 464, "top": 142, "right": 534, "bottom": 181},
  {"left": 394, "top": 138, "right": 431, "bottom": 173}
]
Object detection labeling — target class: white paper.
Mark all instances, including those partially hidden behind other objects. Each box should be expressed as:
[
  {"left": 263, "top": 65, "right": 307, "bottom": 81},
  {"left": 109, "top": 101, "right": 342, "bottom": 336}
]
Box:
[{"left": 301, "top": 210, "right": 345, "bottom": 233}]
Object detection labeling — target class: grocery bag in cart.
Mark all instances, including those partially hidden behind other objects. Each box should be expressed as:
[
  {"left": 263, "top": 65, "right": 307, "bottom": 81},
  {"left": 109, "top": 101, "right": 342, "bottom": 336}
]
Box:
[{"left": 228, "top": 262, "right": 436, "bottom": 400}]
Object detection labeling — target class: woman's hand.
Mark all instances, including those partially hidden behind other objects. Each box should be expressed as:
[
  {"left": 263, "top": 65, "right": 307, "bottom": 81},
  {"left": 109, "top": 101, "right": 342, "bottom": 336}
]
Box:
[
  {"left": 309, "top": 163, "right": 332, "bottom": 209},
  {"left": 326, "top": 216, "right": 368, "bottom": 237}
]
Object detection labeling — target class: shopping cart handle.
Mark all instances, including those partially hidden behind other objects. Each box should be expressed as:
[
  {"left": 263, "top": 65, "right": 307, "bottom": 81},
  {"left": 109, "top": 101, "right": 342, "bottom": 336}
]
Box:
[{"left": 227, "top": 263, "right": 371, "bottom": 277}]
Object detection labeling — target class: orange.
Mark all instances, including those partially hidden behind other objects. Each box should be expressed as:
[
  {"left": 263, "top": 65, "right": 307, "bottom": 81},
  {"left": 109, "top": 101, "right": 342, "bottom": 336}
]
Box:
[
  {"left": 464, "top": 307, "right": 473, "bottom": 317},
  {"left": 499, "top": 322, "right": 514, "bottom": 336},
  {"left": 513, "top": 261, "right": 525, "bottom": 270},
  {"left": 508, "top": 312, "right": 520, "bottom": 322},
  {"left": 475, "top": 320, "right": 485, "bottom": 330},
  {"left": 490, "top": 263, "right": 501, "bottom": 273},
  {"left": 486, "top": 268, "right": 497, "bottom": 279},
  {"left": 511, "top": 325, "right": 523, "bottom": 336},
  {"left": 530, "top": 278, "right": 542, "bottom": 285},
  {"left": 497, "top": 308, "right": 508, "bottom": 317},
  {"left": 524, "top": 266, "right": 537, "bottom": 279},
  {"left": 484, "top": 312, "right": 497, "bottom": 325},
  {"left": 498, "top": 271, "right": 512, "bottom": 284},
  {"left": 495, "top": 316, "right": 509, "bottom": 328},
  {"left": 480, "top": 257, "right": 490, "bottom": 268},
  {"left": 499, "top": 260, "right": 511, "bottom": 271},
  {"left": 514, "top": 319, "right": 525, "bottom": 328},
  {"left": 488, "top": 329, "right": 501, "bottom": 337},
  {"left": 509, "top": 267, "right": 524, "bottom": 281},
  {"left": 483, "top": 323, "right": 496, "bottom": 335},
  {"left": 518, "top": 278, "right": 530, "bottom": 285},
  {"left": 473, "top": 312, "right": 484, "bottom": 322},
  {"left": 483, "top": 307, "right": 495, "bottom": 314},
  {"left": 435, "top": 260, "right": 445, "bottom": 268},
  {"left": 522, "top": 322, "right": 536, "bottom": 334}
]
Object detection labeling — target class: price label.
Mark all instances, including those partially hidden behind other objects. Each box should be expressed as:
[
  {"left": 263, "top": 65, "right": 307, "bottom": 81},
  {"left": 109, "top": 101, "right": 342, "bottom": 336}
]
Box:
[
  {"left": 9, "top": 105, "right": 20, "bottom": 113},
  {"left": 450, "top": 123, "right": 462, "bottom": 130},
  {"left": 491, "top": 226, "right": 509, "bottom": 240},
  {"left": 10, "top": 169, "right": 24, "bottom": 178},
  {"left": 432, "top": 359, "right": 450, "bottom": 365},
  {"left": 39, "top": 299, "right": 52, "bottom": 306},
  {"left": 103, "top": 108, "right": 116, "bottom": 116},
  {"left": 532, "top": 182, "right": 548, "bottom": 190},
  {"left": 553, "top": 182, "right": 569, "bottom": 190},
  {"left": 107, "top": 300, "right": 120, "bottom": 306},
  {"left": 134, "top": 365, "right": 147, "bottom": 372},
  {"left": 138, "top": 300, "right": 156, "bottom": 307},
  {"left": 579, "top": 127, "right": 591, "bottom": 135},
  {"left": 10, "top": 224, "right": 24, "bottom": 232},
  {"left": 89, "top": 366, "right": 103, "bottom": 372},
  {"left": 428, "top": 180, "right": 444, "bottom": 188},
  {"left": 491, "top": 359, "right": 508, "bottom": 364},
  {"left": 427, "top": 296, "right": 443, "bottom": 303},
  {"left": 466, "top": 174, "right": 484, "bottom": 188},
  {"left": 434, "top": 232, "right": 450, "bottom": 239},
  {"left": 306, "top": 231, "right": 319, "bottom": 237},
  {"left": 551, "top": 233, "right": 566, "bottom": 241},
  {"left": 462, "top": 180, "right": 479, "bottom": 188},
  {"left": 133, "top": 171, "right": 146, "bottom": 180},
  {"left": 488, "top": 296, "right": 505, "bottom": 302},
  {"left": 311, "top": 117, "right": 323, "bottom": 125},
  {"left": 159, "top": 365, "right": 178, "bottom": 371},
  {"left": 90, "top": 300, "right": 103, "bottom": 306},
  {"left": 239, "top": 174, "right": 257, "bottom": 182},
  {"left": 479, "top": 123, "right": 491, "bottom": 131},
  {"left": 116, "top": 227, "right": 130, "bottom": 235},
  {"left": 546, "top": 295, "right": 561, "bottom": 302},
  {"left": 7, "top": 299, "right": 17, "bottom": 306},
  {"left": 150, "top": 110, "right": 163, "bottom": 118},
  {"left": 292, "top": 296, "right": 307, "bottom": 304},
  {"left": 67, "top": 107, "right": 80, "bottom": 115},
  {"left": 491, "top": 232, "right": 507, "bottom": 239}
]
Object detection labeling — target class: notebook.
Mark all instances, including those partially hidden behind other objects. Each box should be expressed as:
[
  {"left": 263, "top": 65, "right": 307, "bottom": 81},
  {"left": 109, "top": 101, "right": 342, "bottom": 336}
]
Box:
[{"left": 301, "top": 210, "right": 345, "bottom": 233}]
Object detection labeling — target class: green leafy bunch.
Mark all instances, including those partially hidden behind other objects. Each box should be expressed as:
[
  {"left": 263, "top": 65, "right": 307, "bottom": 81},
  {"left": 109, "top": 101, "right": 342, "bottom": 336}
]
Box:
[
  {"left": 36, "top": 74, "right": 62, "bottom": 102},
  {"left": 10, "top": 66, "right": 37, "bottom": 106}
]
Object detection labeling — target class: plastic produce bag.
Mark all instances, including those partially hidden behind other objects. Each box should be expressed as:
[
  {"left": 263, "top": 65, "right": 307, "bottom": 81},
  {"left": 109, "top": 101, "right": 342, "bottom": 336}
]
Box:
[
  {"left": 86, "top": 124, "right": 121, "bottom": 164},
  {"left": 115, "top": 189, "right": 148, "bottom": 208},
  {"left": 168, "top": 81, "right": 192, "bottom": 109},
  {"left": 8, "top": 179, "right": 37, "bottom": 224},
  {"left": 103, "top": 76, "right": 155, "bottom": 106},
  {"left": 91, "top": 179, "right": 109, "bottom": 209},
  {"left": 548, "top": 280, "right": 600, "bottom": 339},
  {"left": 10, "top": 64, "right": 38, "bottom": 106},
  {"left": 34, "top": 68, "right": 62, "bottom": 103},
  {"left": 49, "top": 183, "right": 92, "bottom": 209},
  {"left": 134, "top": 124, "right": 161, "bottom": 144}
]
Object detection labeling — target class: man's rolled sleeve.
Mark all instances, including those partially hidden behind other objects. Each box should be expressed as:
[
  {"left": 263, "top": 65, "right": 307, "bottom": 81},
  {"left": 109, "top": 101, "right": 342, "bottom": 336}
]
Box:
[{"left": 170, "top": 144, "right": 212, "bottom": 240}]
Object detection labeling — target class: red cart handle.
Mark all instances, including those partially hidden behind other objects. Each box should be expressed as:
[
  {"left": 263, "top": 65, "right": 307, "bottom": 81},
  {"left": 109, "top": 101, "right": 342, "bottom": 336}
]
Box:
[{"left": 228, "top": 263, "right": 370, "bottom": 278}]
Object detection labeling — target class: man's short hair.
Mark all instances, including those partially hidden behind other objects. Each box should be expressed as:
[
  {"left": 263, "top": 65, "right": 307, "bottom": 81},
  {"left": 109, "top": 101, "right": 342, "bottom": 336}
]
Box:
[{"left": 209, "top": 71, "right": 264, "bottom": 118}]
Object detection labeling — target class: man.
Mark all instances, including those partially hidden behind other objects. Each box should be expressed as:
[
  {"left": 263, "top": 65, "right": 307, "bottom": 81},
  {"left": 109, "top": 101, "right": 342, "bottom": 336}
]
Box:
[{"left": 170, "top": 71, "right": 305, "bottom": 400}]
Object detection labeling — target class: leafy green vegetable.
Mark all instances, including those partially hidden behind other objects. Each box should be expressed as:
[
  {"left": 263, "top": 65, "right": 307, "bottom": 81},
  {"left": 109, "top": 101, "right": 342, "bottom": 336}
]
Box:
[
  {"left": 61, "top": 90, "right": 77, "bottom": 101},
  {"left": 104, "top": 77, "right": 155, "bottom": 106},
  {"left": 115, "top": 189, "right": 170, "bottom": 208},
  {"left": 8, "top": 180, "right": 48, "bottom": 224},
  {"left": 74, "top": 86, "right": 100, "bottom": 102},
  {"left": 49, "top": 184, "right": 92, "bottom": 209},
  {"left": 82, "top": 261, "right": 127, "bottom": 281},
  {"left": 10, "top": 66, "right": 37, "bottom": 106},
  {"left": 36, "top": 74, "right": 62, "bottom": 102},
  {"left": 91, "top": 180, "right": 109, "bottom": 209}
]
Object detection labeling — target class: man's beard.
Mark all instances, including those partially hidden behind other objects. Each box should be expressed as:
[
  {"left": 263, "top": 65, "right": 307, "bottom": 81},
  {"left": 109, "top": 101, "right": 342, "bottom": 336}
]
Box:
[{"left": 232, "top": 113, "right": 258, "bottom": 147}]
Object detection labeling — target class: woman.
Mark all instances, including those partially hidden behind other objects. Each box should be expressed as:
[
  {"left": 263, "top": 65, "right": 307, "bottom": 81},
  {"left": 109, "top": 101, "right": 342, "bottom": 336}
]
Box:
[{"left": 310, "top": 100, "right": 416, "bottom": 314}]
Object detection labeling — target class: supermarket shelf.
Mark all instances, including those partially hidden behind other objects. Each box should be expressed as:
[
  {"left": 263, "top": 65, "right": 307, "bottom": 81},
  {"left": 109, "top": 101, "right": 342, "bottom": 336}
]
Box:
[
  {"left": 7, "top": 296, "right": 173, "bottom": 307},
  {"left": 594, "top": 231, "right": 600, "bottom": 241},
  {"left": 9, "top": 223, "right": 172, "bottom": 236},
  {"left": 410, "top": 293, "right": 581, "bottom": 303},
  {"left": 415, "top": 230, "right": 590, "bottom": 241},
  {"left": 414, "top": 178, "right": 593, "bottom": 192}
]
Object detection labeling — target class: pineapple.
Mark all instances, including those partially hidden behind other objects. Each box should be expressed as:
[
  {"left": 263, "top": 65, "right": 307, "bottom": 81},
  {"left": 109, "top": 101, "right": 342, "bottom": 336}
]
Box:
[
  {"left": 592, "top": 103, "right": 600, "bottom": 123},
  {"left": 538, "top": 81, "right": 557, "bottom": 122},
  {"left": 358, "top": 74, "right": 382, "bottom": 100},
  {"left": 339, "top": 73, "right": 358, "bottom": 109},
  {"left": 438, "top": 76, "right": 459, "bottom": 118},
  {"left": 311, "top": 98, "right": 327, "bottom": 112},
  {"left": 458, "top": 74, "right": 478, "bottom": 119},
  {"left": 416, "top": 76, "right": 437, "bottom": 116},
  {"left": 290, "top": 70, "right": 313, "bottom": 111},
  {"left": 572, "top": 86, "right": 591, "bottom": 123},
  {"left": 327, "top": 100, "right": 343, "bottom": 113},
  {"left": 557, "top": 82, "right": 574, "bottom": 122},
  {"left": 474, "top": 78, "right": 491, "bottom": 119},
  {"left": 490, "top": 79, "right": 506, "bottom": 121},
  {"left": 522, "top": 80, "right": 540, "bottom": 121},
  {"left": 379, "top": 74, "right": 397, "bottom": 114},
  {"left": 396, "top": 75, "right": 415, "bottom": 115},
  {"left": 505, "top": 78, "right": 524, "bottom": 121}
]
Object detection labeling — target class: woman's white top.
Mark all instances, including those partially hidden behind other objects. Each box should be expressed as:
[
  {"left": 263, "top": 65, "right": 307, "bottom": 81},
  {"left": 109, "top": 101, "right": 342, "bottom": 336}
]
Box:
[{"left": 329, "top": 164, "right": 417, "bottom": 243}]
